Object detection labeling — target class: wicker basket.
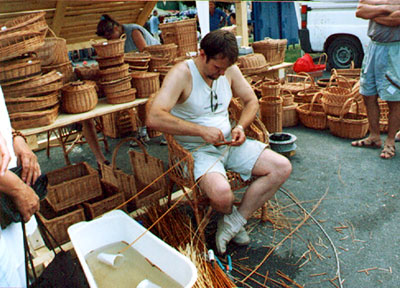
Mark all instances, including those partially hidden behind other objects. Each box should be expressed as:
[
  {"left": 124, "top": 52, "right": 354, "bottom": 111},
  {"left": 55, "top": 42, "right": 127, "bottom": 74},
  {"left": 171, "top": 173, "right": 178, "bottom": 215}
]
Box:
[
  {"left": 100, "top": 138, "right": 137, "bottom": 211},
  {"left": 327, "top": 97, "right": 369, "bottom": 139},
  {"left": 36, "top": 28, "right": 69, "bottom": 66},
  {"left": 148, "top": 56, "right": 172, "bottom": 72},
  {"left": 295, "top": 87, "right": 321, "bottom": 104},
  {"left": 101, "top": 76, "right": 132, "bottom": 95},
  {"left": 129, "top": 138, "right": 168, "bottom": 208},
  {"left": 42, "top": 61, "right": 76, "bottom": 84},
  {"left": 106, "top": 87, "right": 136, "bottom": 104},
  {"left": 281, "top": 72, "right": 315, "bottom": 96},
  {"left": 153, "top": 65, "right": 173, "bottom": 83},
  {"left": 5, "top": 91, "right": 59, "bottom": 113},
  {"left": 91, "top": 34, "right": 126, "bottom": 58},
  {"left": 0, "top": 29, "right": 47, "bottom": 62},
  {"left": 124, "top": 51, "right": 151, "bottom": 67},
  {"left": 102, "top": 108, "right": 137, "bottom": 138},
  {"left": 84, "top": 180, "right": 126, "bottom": 219},
  {"left": 98, "top": 63, "right": 130, "bottom": 82},
  {"left": 129, "top": 65, "right": 149, "bottom": 72},
  {"left": 281, "top": 89, "right": 294, "bottom": 106},
  {"left": 282, "top": 103, "right": 299, "bottom": 127},
  {"left": 259, "top": 96, "right": 283, "bottom": 133},
  {"left": 378, "top": 98, "right": 389, "bottom": 133},
  {"left": 252, "top": 38, "right": 287, "bottom": 66},
  {"left": 9, "top": 104, "right": 59, "bottom": 129},
  {"left": 144, "top": 43, "right": 178, "bottom": 60},
  {"left": 317, "top": 77, "right": 337, "bottom": 88},
  {"left": 159, "top": 19, "right": 198, "bottom": 57},
  {"left": 0, "top": 54, "right": 41, "bottom": 83},
  {"left": 74, "top": 64, "right": 100, "bottom": 81},
  {"left": 238, "top": 53, "right": 269, "bottom": 75},
  {"left": 131, "top": 71, "right": 160, "bottom": 98},
  {"left": 261, "top": 80, "right": 280, "bottom": 98},
  {"left": 296, "top": 93, "right": 327, "bottom": 130},
  {"left": 0, "top": 11, "right": 47, "bottom": 35},
  {"left": 45, "top": 162, "right": 102, "bottom": 212},
  {"left": 61, "top": 80, "right": 98, "bottom": 114},
  {"left": 96, "top": 54, "right": 125, "bottom": 69},
  {"left": 332, "top": 62, "right": 361, "bottom": 79},
  {"left": 321, "top": 86, "right": 352, "bottom": 116}
]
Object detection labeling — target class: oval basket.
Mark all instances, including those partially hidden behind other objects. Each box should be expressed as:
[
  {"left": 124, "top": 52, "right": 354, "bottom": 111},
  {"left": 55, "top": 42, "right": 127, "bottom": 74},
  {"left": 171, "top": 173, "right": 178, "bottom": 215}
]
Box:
[
  {"left": 131, "top": 71, "right": 160, "bottom": 98},
  {"left": 2, "top": 70, "right": 62, "bottom": 92},
  {"left": 101, "top": 76, "right": 132, "bottom": 95},
  {"left": 296, "top": 93, "right": 327, "bottom": 130},
  {"left": 0, "top": 54, "right": 41, "bottom": 83},
  {"left": 295, "top": 87, "right": 321, "bottom": 104},
  {"left": 106, "top": 87, "right": 136, "bottom": 104},
  {"left": 98, "top": 63, "right": 130, "bottom": 82},
  {"left": 321, "top": 86, "right": 352, "bottom": 116},
  {"left": 36, "top": 28, "right": 69, "bottom": 66},
  {"left": 238, "top": 53, "right": 269, "bottom": 75},
  {"left": 9, "top": 104, "right": 59, "bottom": 130},
  {"left": 252, "top": 38, "right": 287, "bottom": 66},
  {"left": 97, "top": 54, "right": 125, "bottom": 69},
  {"left": 61, "top": 80, "right": 98, "bottom": 114},
  {"left": 124, "top": 51, "right": 151, "bottom": 67},
  {"left": 281, "top": 72, "right": 315, "bottom": 96},
  {"left": 92, "top": 34, "right": 126, "bottom": 58},
  {"left": 0, "top": 12, "right": 47, "bottom": 36},
  {"left": 5, "top": 91, "right": 59, "bottom": 113},
  {"left": 327, "top": 98, "right": 369, "bottom": 139},
  {"left": 144, "top": 43, "right": 178, "bottom": 60}
]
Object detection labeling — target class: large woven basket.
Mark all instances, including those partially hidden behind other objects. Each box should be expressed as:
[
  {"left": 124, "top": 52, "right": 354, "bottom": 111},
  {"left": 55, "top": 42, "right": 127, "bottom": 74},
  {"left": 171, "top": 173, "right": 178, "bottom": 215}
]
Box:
[
  {"left": 42, "top": 61, "right": 75, "bottom": 84},
  {"left": 321, "top": 86, "right": 352, "bottom": 116},
  {"left": 106, "top": 87, "right": 136, "bottom": 104},
  {"left": 259, "top": 96, "right": 283, "bottom": 133},
  {"left": 252, "top": 38, "right": 287, "bottom": 66},
  {"left": 98, "top": 63, "right": 130, "bottom": 82},
  {"left": 131, "top": 71, "right": 160, "bottom": 98},
  {"left": 5, "top": 91, "right": 59, "bottom": 113},
  {"left": 36, "top": 29, "right": 69, "bottom": 66},
  {"left": 46, "top": 162, "right": 102, "bottom": 212},
  {"left": 144, "top": 43, "right": 178, "bottom": 60},
  {"left": 92, "top": 34, "right": 126, "bottom": 58},
  {"left": 327, "top": 98, "right": 369, "bottom": 139},
  {"left": 296, "top": 93, "right": 327, "bottom": 130},
  {"left": 9, "top": 104, "right": 59, "bottom": 129},
  {"left": 159, "top": 19, "right": 198, "bottom": 57},
  {"left": 238, "top": 53, "right": 269, "bottom": 75},
  {"left": 0, "top": 11, "right": 47, "bottom": 35},
  {"left": 281, "top": 72, "right": 315, "bottom": 96},
  {"left": 61, "top": 80, "right": 98, "bottom": 113},
  {"left": 0, "top": 54, "right": 41, "bottom": 83},
  {"left": 101, "top": 76, "right": 132, "bottom": 95},
  {"left": 97, "top": 54, "right": 125, "bottom": 69},
  {"left": 295, "top": 87, "right": 321, "bottom": 104}
]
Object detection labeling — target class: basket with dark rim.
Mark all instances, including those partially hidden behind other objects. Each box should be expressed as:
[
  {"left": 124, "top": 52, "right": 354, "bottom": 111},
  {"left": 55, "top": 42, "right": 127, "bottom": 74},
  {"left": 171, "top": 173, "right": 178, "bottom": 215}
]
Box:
[
  {"left": 101, "top": 76, "right": 132, "bottom": 95},
  {"left": 61, "top": 80, "right": 98, "bottom": 114},
  {"left": 106, "top": 87, "right": 136, "bottom": 104},
  {"left": 280, "top": 72, "right": 315, "bottom": 96},
  {"left": 296, "top": 92, "right": 327, "bottom": 130},
  {"left": 98, "top": 63, "right": 130, "bottom": 82},
  {"left": 42, "top": 61, "right": 75, "bottom": 84},
  {"left": 252, "top": 38, "right": 287, "bottom": 66},
  {"left": 0, "top": 29, "right": 47, "bottom": 62},
  {"left": 238, "top": 53, "right": 269, "bottom": 75},
  {"left": 36, "top": 28, "right": 69, "bottom": 66},
  {"left": 9, "top": 104, "right": 59, "bottom": 130},
  {"left": 131, "top": 71, "right": 160, "bottom": 98},
  {"left": 295, "top": 87, "right": 322, "bottom": 104},
  {"left": 327, "top": 97, "right": 369, "bottom": 139},
  {"left": 144, "top": 43, "right": 178, "bottom": 60},
  {"left": 0, "top": 11, "right": 47, "bottom": 35},
  {"left": 5, "top": 91, "right": 59, "bottom": 113},
  {"left": 0, "top": 53, "right": 41, "bottom": 83},
  {"left": 96, "top": 54, "right": 125, "bottom": 69},
  {"left": 91, "top": 34, "right": 126, "bottom": 58},
  {"left": 159, "top": 19, "right": 198, "bottom": 57},
  {"left": 45, "top": 162, "right": 102, "bottom": 212}
]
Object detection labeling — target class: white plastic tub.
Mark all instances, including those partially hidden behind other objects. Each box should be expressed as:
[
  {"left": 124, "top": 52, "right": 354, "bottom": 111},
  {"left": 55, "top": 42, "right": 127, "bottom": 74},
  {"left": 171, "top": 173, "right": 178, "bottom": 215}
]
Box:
[{"left": 68, "top": 210, "right": 197, "bottom": 288}]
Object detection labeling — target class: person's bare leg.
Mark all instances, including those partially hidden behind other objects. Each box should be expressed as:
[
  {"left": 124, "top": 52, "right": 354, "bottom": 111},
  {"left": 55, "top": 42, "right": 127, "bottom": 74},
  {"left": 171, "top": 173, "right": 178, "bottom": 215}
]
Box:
[
  {"left": 81, "top": 119, "right": 107, "bottom": 164},
  {"left": 381, "top": 101, "right": 400, "bottom": 159},
  {"left": 199, "top": 172, "right": 234, "bottom": 214},
  {"left": 352, "top": 95, "right": 382, "bottom": 147}
]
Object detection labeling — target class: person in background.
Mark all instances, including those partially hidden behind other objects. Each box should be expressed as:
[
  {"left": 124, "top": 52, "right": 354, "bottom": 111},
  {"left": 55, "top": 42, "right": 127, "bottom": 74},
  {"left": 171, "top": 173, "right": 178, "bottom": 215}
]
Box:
[
  {"left": 351, "top": 1, "right": 400, "bottom": 159},
  {"left": 147, "top": 30, "right": 292, "bottom": 254},
  {"left": 228, "top": 12, "right": 236, "bottom": 26},
  {"left": 149, "top": 10, "right": 160, "bottom": 42},
  {"left": 209, "top": 2, "right": 227, "bottom": 31},
  {"left": 0, "top": 86, "right": 41, "bottom": 287}
]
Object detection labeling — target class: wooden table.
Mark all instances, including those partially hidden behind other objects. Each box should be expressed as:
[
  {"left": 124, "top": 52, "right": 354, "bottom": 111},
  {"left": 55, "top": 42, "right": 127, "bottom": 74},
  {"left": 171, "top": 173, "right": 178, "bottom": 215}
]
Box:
[{"left": 22, "top": 98, "right": 148, "bottom": 165}]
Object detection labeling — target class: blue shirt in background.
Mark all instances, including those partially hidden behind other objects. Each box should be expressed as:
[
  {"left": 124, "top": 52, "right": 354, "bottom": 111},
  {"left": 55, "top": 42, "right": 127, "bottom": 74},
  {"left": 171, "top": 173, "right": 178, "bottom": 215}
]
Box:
[{"left": 209, "top": 8, "right": 226, "bottom": 31}]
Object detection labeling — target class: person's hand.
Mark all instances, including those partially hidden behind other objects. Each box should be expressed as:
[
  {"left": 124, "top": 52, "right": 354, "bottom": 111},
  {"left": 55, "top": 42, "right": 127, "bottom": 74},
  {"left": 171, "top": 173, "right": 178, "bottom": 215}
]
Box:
[
  {"left": 13, "top": 136, "right": 41, "bottom": 186},
  {"left": 12, "top": 183, "right": 40, "bottom": 223},
  {"left": 201, "top": 126, "right": 226, "bottom": 144},
  {"left": 0, "top": 133, "right": 11, "bottom": 176},
  {"left": 230, "top": 125, "right": 246, "bottom": 146}
]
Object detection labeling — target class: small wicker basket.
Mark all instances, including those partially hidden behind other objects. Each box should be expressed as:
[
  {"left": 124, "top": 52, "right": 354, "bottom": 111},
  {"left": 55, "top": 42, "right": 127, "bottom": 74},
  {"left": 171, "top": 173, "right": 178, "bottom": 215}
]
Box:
[
  {"left": 36, "top": 28, "right": 69, "bottom": 66},
  {"left": 238, "top": 53, "right": 269, "bottom": 75},
  {"left": 296, "top": 93, "right": 327, "bottom": 130},
  {"left": 281, "top": 89, "right": 294, "bottom": 106},
  {"left": 96, "top": 54, "right": 125, "bottom": 69},
  {"left": 106, "top": 87, "right": 136, "bottom": 104},
  {"left": 259, "top": 96, "right": 283, "bottom": 133},
  {"left": 131, "top": 71, "right": 160, "bottom": 98},
  {"left": 98, "top": 63, "right": 130, "bottom": 82},
  {"left": 321, "top": 86, "right": 352, "bottom": 116},
  {"left": 261, "top": 80, "right": 280, "bottom": 98},
  {"left": 61, "top": 80, "right": 98, "bottom": 114},
  {"left": 92, "top": 34, "right": 126, "bottom": 58},
  {"left": 101, "top": 76, "right": 132, "bottom": 95}
]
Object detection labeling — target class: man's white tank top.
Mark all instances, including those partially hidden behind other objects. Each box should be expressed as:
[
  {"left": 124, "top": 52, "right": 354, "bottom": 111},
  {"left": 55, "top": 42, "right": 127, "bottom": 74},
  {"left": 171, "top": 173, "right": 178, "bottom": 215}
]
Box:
[{"left": 171, "top": 59, "right": 232, "bottom": 144}]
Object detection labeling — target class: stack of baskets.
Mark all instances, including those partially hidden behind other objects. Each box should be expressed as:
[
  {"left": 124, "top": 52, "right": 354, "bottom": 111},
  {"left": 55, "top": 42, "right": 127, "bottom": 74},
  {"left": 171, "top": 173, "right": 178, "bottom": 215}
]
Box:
[
  {"left": 252, "top": 38, "right": 287, "bottom": 66},
  {"left": 61, "top": 80, "right": 98, "bottom": 114},
  {"left": 259, "top": 80, "right": 283, "bottom": 133},
  {"left": 144, "top": 43, "right": 178, "bottom": 72},
  {"left": 159, "top": 19, "right": 198, "bottom": 57},
  {"left": 281, "top": 89, "right": 298, "bottom": 127},
  {"left": 92, "top": 34, "right": 136, "bottom": 104},
  {"left": 124, "top": 51, "right": 151, "bottom": 72}
]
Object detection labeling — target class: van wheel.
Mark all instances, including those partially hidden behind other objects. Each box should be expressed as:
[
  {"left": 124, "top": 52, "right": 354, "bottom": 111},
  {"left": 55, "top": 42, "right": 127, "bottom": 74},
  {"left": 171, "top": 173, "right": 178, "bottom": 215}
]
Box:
[{"left": 327, "top": 36, "right": 363, "bottom": 70}]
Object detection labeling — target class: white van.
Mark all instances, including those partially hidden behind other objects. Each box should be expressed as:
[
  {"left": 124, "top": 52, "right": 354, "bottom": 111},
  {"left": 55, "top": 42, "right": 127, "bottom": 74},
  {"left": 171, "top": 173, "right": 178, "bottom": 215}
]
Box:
[{"left": 297, "top": 0, "right": 369, "bottom": 69}]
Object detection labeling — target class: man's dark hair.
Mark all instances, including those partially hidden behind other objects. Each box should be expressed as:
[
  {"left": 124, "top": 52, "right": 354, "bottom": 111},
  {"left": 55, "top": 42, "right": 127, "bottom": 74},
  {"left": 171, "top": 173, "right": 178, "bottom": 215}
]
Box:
[
  {"left": 96, "top": 14, "right": 120, "bottom": 37},
  {"left": 200, "top": 30, "right": 238, "bottom": 65}
]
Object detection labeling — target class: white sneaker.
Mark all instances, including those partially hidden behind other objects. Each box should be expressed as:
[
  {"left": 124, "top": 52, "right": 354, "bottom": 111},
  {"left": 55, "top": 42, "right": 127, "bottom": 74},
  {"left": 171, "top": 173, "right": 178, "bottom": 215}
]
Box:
[{"left": 232, "top": 226, "right": 250, "bottom": 245}]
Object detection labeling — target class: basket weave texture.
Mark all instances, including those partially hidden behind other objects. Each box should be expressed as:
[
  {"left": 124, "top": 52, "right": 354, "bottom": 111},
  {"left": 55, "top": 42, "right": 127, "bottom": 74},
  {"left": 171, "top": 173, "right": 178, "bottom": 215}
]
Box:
[
  {"left": 42, "top": 61, "right": 76, "bottom": 84},
  {"left": 296, "top": 93, "right": 327, "bottom": 130},
  {"left": 144, "top": 43, "right": 178, "bottom": 60},
  {"left": 36, "top": 29, "right": 69, "bottom": 66},
  {"left": 106, "top": 87, "right": 136, "bottom": 104},
  {"left": 61, "top": 80, "right": 98, "bottom": 114},
  {"left": 295, "top": 87, "right": 321, "bottom": 104},
  {"left": 102, "top": 108, "right": 137, "bottom": 138},
  {"left": 281, "top": 72, "right": 315, "bottom": 95},
  {"left": 0, "top": 11, "right": 47, "bottom": 35},
  {"left": 238, "top": 53, "right": 269, "bottom": 75},
  {"left": 259, "top": 96, "right": 283, "bottom": 133},
  {"left": 282, "top": 103, "right": 299, "bottom": 127},
  {"left": 45, "top": 162, "right": 102, "bottom": 212},
  {"left": 97, "top": 54, "right": 125, "bottom": 69},
  {"left": 261, "top": 80, "right": 281, "bottom": 98},
  {"left": 9, "top": 104, "right": 59, "bottom": 129},
  {"left": 0, "top": 55, "right": 41, "bottom": 83},
  {"left": 98, "top": 63, "right": 130, "bottom": 82},
  {"left": 321, "top": 86, "right": 352, "bottom": 116},
  {"left": 92, "top": 34, "right": 126, "bottom": 58},
  {"left": 101, "top": 76, "right": 132, "bottom": 95},
  {"left": 252, "top": 38, "right": 287, "bottom": 66},
  {"left": 5, "top": 91, "right": 59, "bottom": 113},
  {"left": 131, "top": 71, "right": 160, "bottom": 98},
  {"left": 159, "top": 19, "right": 198, "bottom": 57}
]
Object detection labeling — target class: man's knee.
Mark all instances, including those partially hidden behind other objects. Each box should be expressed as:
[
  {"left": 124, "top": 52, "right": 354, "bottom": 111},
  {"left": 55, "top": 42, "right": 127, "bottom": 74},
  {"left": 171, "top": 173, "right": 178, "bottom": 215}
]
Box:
[
  {"left": 209, "top": 183, "right": 234, "bottom": 214},
  {"left": 276, "top": 156, "right": 292, "bottom": 182}
]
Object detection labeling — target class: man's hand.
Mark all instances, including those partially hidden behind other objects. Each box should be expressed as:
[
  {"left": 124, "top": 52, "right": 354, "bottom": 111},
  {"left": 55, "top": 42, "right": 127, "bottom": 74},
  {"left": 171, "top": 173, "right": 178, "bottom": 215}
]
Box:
[
  {"left": 12, "top": 183, "right": 40, "bottom": 223},
  {"left": 230, "top": 125, "right": 246, "bottom": 146},
  {"left": 0, "top": 133, "right": 11, "bottom": 176},
  {"left": 13, "top": 136, "right": 41, "bottom": 186},
  {"left": 201, "top": 126, "right": 226, "bottom": 144}
]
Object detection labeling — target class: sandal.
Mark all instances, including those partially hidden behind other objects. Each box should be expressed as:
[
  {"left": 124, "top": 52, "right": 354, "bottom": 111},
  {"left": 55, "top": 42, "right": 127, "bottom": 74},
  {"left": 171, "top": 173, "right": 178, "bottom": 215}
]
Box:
[
  {"left": 351, "top": 138, "right": 382, "bottom": 149},
  {"left": 380, "top": 144, "right": 396, "bottom": 159}
]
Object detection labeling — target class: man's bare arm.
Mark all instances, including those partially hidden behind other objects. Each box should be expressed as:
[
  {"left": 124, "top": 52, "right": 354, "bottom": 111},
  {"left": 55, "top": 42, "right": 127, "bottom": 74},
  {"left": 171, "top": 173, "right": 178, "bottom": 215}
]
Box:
[
  {"left": 359, "top": 0, "right": 400, "bottom": 5},
  {"left": 356, "top": 3, "right": 393, "bottom": 19},
  {"left": 374, "top": 10, "right": 400, "bottom": 26}
]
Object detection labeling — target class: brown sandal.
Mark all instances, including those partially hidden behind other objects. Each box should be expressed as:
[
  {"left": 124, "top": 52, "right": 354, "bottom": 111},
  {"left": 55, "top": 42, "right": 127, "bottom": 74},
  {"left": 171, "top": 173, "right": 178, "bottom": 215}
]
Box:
[
  {"left": 380, "top": 144, "right": 396, "bottom": 159},
  {"left": 351, "top": 138, "right": 382, "bottom": 149}
]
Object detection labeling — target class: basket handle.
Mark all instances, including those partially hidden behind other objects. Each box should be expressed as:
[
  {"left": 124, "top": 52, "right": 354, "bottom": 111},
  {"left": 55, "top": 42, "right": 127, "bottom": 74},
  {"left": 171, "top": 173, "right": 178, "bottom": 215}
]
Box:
[
  {"left": 111, "top": 137, "right": 149, "bottom": 171},
  {"left": 297, "top": 71, "right": 315, "bottom": 89},
  {"left": 120, "top": 33, "right": 127, "bottom": 40},
  {"left": 339, "top": 97, "right": 357, "bottom": 121},
  {"left": 317, "top": 53, "right": 328, "bottom": 65},
  {"left": 307, "top": 92, "right": 323, "bottom": 114}
]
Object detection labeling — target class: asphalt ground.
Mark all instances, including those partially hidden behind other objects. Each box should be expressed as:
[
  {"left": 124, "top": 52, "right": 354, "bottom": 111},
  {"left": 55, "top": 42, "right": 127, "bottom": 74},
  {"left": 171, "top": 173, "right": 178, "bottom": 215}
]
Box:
[{"left": 35, "top": 123, "right": 399, "bottom": 288}]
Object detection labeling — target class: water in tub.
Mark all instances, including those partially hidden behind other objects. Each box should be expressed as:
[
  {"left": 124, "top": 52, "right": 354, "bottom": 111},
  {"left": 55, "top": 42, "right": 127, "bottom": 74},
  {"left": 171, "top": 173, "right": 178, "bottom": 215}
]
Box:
[{"left": 85, "top": 241, "right": 183, "bottom": 288}]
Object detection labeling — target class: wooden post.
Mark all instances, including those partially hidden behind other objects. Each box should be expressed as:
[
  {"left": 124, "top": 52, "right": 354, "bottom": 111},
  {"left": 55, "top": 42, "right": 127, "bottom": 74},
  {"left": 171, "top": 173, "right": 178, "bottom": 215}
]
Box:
[
  {"left": 235, "top": 1, "right": 249, "bottom": 47},
  {"left": 51, "top": 0, "right": 68, "bottom": 36},
  {"left": 136, "top": 1, "right": 156, "bottom": 27}
]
